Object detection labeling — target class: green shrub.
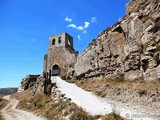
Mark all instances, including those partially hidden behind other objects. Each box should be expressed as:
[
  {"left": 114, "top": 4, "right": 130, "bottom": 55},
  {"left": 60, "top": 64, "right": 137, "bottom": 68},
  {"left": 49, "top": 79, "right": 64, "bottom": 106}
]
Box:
[
  {"left": 70, "top": 108, "right": 92, "bottom": 120},
  {"left": 63, "top": 110, "right": 69, "bottom": 116},
  {"left": 58, "top": 101, "right": 67, "bottom": 111},
  {"left": 45, "top": 108, "right": 59, "bottom": 120},
  {"left": 26, "top": 93, "right": 51, "bottom": 110},
  {"left": 106, "top": 112, "right": 125, "bottom": 120},
  {"left": 46, "top": 84, "right": 52, "bottom": 96},
  {"left": 35, "top": 101, "right": 43, "bottom": 109},
  {"left": 52, "top": 99, "right": 68, "bottom": 111},
  {"left": 61, "top": 75, "right": 67, "bottom": 80},
  {"left": 95, "top": 90, "right": 102, "bottom": 96}
]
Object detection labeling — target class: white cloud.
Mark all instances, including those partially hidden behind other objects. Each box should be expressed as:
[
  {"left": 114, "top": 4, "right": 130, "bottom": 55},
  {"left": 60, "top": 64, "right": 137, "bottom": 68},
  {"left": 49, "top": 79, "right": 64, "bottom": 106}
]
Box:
[
  {"left": 91, "top": 17, "right": 97, "bottom": 23},
  {"left": 67, "top": 24, "right": 77, "bottom": 28},
  {"left": 77, "top": 26, "right": 84, "bottom": 30},
  {"left": 84, "top": 22, "right": 90, "bottom": 28},
  {"left": 66, "top": 17, "right": 96, "bottom": 35},
  {"left": 77, "top": 35, "right": 81, "bottom": 40},
  {"left": 65, "top": 16, "right": 72, "bottom": 22},
  {"left": 67, "top": 24, "right": 85, "bottom": 32}
]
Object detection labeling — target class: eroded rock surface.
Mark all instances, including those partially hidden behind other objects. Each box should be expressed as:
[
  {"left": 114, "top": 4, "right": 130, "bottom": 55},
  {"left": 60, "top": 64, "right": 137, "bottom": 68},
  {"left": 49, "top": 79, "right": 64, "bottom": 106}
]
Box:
[
  {"left": 75, "top": 0, "right": 160, "bottom": 81},
  {"left": 18, "top": 75, "right": 40, "bottom": 91}
]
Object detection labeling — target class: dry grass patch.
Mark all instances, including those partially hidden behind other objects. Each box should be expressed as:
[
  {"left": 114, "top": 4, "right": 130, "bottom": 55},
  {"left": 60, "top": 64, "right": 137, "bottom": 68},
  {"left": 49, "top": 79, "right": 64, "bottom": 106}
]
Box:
[
  {"left": 75, "top": 79, "right": 160, "bottom": 92},
  {"left": 105, "top": 112, "right": 125, "bottom": 120},
  {"left": 12, "top": 89, "right": 32, "bottom": 110},
  {"left": 0, "top": 96, "right": 8, "bottom": 120},
  {"left": 0, "top": 113, "right": 4, "bottom": 120},
  {"left": 65, "top": 79, "right": 77, "bottom": 83},
  {"left": 12, "top": 90, "right": 94, "bottom": 120},
  {"left": 12, "top": 90, "right": 126, "bottom": 120},
  {"left": 75, "top": 78, "right": 160, "bottom": 97},
  {"left": 12, "top": 90, "right": 52, "bottom": 116},
  {"left": 0, "top": 96, "right": 8, "bottom": 109}
]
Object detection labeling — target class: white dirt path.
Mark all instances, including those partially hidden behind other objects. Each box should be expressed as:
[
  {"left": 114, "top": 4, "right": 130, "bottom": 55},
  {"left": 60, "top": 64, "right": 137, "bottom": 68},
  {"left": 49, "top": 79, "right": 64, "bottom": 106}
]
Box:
[
  {"left": 52, "top": 76, "right": 159, "bottom": 120},
  {"left": 1, "top": 95, "right": 46, "bottom": 120}
]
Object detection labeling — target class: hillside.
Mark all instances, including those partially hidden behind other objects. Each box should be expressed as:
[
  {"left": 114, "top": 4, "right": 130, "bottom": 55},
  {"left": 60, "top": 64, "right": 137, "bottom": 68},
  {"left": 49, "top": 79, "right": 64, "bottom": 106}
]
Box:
[
  {"left": 12, "top": 88, "right": 125, "bottom": 120},
  {"left": 3, "top": 0, "right": 159, "bottom": 120},
  {"left": 52, "top": 77, "right": 160, "bottom": 119},
  {"left": 0, "top": 88, "right": 18, "bottom": 96}
]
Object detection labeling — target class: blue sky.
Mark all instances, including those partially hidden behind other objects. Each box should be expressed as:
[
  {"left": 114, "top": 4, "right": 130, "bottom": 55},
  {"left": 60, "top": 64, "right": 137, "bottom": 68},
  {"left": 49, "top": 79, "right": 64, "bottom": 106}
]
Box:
[{"left": 0, "top": 0, "right": 130, "bottom": 88}]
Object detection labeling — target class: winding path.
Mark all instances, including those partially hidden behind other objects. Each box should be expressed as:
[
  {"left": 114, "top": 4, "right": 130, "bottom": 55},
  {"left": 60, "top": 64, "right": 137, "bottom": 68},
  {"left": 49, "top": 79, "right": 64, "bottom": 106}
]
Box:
[{"left": 1, "top": 95, "right": 46, "bottom": 120}]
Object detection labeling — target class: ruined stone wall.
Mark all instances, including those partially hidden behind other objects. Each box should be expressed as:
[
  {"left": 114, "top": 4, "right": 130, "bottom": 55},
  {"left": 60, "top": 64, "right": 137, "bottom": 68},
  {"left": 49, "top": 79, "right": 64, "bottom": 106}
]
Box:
[{"left": 75, "top": 0, "right": 160, "bottom": 81}]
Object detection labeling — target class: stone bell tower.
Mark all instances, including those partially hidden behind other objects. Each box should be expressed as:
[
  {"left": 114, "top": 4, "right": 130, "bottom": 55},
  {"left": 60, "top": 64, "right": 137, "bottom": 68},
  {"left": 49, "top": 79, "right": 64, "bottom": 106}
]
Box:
[{"left": 43, "top": 32, "right": 77, "bottom": 77}]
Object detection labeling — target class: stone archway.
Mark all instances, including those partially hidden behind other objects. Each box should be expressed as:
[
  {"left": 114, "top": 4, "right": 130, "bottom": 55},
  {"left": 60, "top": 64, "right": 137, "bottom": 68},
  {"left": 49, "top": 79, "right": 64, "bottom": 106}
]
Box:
[{"left": 52, "top": 64, "right": 60, "bottom": 76}]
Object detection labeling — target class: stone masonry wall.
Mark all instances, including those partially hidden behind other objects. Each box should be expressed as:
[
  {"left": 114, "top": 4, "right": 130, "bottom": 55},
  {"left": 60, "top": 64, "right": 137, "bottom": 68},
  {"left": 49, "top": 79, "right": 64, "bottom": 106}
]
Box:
[
  {"left": 44, "top": 32, "right": 77, "bottom": 77},
  {"left": 75, "top": 0, "right": 160, "bottom": 81},
  {"left": 47, "top": 46, "right": 77, "bottom": 76}
]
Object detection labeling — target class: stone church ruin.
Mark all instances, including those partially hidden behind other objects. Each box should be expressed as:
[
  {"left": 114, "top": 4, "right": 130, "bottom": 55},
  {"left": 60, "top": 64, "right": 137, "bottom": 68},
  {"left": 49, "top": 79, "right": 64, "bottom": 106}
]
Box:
[{"left": 43, "top": 32, "right": 78, "bottom": 79}]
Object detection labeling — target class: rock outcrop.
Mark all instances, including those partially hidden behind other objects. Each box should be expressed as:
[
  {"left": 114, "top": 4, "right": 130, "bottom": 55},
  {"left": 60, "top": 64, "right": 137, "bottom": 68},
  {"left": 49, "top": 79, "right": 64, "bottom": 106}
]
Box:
[
  {"left": 18, "top": 75, "right": 40, "bottom": 92},
  {"left": 75, "top": 0, "right": 160, "bottom": 81}
]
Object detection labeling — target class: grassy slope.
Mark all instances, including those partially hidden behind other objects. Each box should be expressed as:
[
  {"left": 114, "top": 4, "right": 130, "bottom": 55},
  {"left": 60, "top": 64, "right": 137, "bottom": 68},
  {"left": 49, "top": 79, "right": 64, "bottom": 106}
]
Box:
[
  {"left": 66, "top": 78, "right": 160, "bottom": 116},
  {"left": 12, "top": 89, "right": 126, "bottom": 120},
  {"left": 10, "top": 78, "right": 160, "bottom": 120},
  {"left": 75, "top": 79, "right": 160, "bottom": 97}
]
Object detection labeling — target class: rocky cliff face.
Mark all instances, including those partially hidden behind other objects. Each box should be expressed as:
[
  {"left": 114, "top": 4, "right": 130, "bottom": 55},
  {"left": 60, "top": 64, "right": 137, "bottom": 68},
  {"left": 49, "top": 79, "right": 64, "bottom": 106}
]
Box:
[
  {"left": 75, "top": 0, "right": 160, "bottom": 81},
  {"left": 18, "top": 75, "right": 40, "bottom": 92}
]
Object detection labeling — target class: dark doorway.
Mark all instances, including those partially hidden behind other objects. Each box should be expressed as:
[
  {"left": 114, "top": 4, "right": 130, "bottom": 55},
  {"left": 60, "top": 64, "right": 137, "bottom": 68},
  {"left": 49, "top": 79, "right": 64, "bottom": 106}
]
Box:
[{"left": 52, "top": 65, "right": 60, "bottom": 76}]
